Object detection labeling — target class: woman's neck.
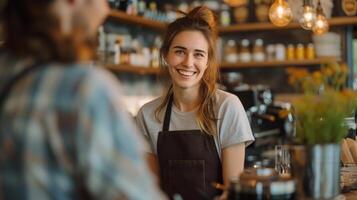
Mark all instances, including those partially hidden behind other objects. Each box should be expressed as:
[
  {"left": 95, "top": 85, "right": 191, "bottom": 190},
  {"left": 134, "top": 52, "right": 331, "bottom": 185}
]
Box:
[{"left": 172, "top": 86, "right": 200, "bottom": 112}]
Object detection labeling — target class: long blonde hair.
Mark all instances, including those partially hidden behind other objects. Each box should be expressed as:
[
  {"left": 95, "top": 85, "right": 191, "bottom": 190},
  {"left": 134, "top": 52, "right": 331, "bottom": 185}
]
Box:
[{"left": 155, "top": 6, "right": 219, "bottom": 135}]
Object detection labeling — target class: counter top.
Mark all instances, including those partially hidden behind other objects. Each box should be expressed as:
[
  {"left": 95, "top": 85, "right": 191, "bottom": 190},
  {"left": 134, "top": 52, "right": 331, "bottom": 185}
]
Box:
[{"left": 343, "top": 191, "right": 357, "bottom": 200}]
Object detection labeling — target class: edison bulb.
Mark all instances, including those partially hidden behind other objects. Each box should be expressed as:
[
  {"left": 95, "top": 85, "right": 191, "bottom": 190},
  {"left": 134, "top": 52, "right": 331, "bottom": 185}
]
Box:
[
  {"left": 299, "top": 5, "right": 316, "bottom": 30},
  {"left": 223, "top": 0, "right": 247, "bottom": 7},
  {"left": 269, "top": 0, "right": 293, "bottom": 27},
  {"left": 312, "top": 14, "right": 329, "bottom": 35}
]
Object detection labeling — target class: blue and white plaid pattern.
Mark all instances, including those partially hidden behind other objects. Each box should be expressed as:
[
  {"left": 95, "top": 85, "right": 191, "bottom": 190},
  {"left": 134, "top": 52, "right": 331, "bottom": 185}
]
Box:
[{"left": 0, "top": 54, "right": 165, "bottom": 200}]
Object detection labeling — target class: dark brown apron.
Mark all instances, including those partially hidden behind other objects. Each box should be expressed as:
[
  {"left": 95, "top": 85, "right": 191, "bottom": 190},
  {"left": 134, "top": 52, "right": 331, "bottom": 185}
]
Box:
[{"left": 157, "top": 94, "right": 223, "bottom": 200}]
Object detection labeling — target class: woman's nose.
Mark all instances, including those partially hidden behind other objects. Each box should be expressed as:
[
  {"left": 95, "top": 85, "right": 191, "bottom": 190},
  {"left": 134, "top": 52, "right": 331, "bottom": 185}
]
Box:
[{"left": 182, "top": 54, "right": 194, "bottom": 67}]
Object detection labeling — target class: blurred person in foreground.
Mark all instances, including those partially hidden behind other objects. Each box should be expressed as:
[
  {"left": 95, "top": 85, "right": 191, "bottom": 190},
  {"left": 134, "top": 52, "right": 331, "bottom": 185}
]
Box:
[{"left": 0, "top": 0, "right": 166, "bottom": 199}]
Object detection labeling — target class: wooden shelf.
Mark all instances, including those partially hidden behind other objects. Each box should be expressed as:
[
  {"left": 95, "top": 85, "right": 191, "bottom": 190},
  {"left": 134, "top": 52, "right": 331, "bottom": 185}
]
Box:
[
  {"left": 219, "top": 16, "right": 357, "bottom": 33},
  {"left": 108, "top": 10, "right": 356, "bottom": 33},
  {"left": 108, "top": 10, "right": 166, "bottom": 31},
  {"left": 105, "top": 58, "right": 337, "bottom": 74},
  {"left": 220, "top": 57, "right": 339, "bottom": 69},
  {"left": 105, "top": 64, "right": 160, "bottom": 75}
]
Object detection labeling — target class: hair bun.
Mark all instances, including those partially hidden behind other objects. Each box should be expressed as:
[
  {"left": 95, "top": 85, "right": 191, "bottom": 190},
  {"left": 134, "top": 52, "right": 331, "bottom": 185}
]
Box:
[{"left": 186, "top": 6, "right": 217, "bottom": 31}]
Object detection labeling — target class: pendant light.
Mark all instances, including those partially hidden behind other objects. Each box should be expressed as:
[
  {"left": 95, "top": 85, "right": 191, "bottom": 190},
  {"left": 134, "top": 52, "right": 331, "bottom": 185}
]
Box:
[
  {"left": 223, "top": 0, "right": 247, "bottom": 7},
  {"left": 269, "top": 0, "right": 293, "bottom": 27},
  {"left": 312, "top": 0, "right": 329, "bottom": 35},
  {"left": 299, "top": 0, "right": 316, "bottom": 30}
]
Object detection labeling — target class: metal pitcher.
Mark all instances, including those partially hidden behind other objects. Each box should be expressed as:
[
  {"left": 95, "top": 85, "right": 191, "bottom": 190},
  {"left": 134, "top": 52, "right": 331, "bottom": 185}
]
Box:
[{"left": 290, "top": 144, "right": 341, "bottom": 199}]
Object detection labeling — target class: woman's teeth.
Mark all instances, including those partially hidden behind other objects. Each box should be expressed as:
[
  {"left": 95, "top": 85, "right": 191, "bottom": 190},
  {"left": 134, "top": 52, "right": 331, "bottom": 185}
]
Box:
[{"left": 177, "top": 69, "right": 196, "bottom": 76}]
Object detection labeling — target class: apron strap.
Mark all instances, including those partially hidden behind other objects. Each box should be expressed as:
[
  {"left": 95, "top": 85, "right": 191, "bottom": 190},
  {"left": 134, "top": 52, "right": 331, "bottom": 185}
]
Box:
[
  {"left": 162, "top": 94, "right": 174, "bottom": 132},
  {"left": 0, "top": 62, "right": 43, "bottom": 115}
]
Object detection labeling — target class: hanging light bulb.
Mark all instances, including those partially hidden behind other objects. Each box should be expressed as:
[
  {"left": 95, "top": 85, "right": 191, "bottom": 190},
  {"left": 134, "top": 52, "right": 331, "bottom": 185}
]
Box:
[
  {"left": 299, "top": 0, "right": 316, "bottom": 30},
  {"left": 223, "top": 0, "right": 247, "bottom": 7},
  {"left": 269, "top": 0, "right": 293, "bottom": 27},
  {"left": 312, "top": 0, "right": 329, "bottom": 35}
]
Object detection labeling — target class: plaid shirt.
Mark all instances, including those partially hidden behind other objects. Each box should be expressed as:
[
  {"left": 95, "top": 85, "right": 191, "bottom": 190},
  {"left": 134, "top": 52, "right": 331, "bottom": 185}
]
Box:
[{"left": 0, "top": 53, "right": 166, "bottom": 200}]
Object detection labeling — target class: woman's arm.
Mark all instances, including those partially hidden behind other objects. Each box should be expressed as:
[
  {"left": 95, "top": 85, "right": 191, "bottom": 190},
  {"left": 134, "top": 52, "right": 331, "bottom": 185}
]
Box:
[
  {"left": 147, "top": 153, "right": 160, "bottom": 182},
  {"left": 221, "top": 143, "right": 246, "bottom": 186}
]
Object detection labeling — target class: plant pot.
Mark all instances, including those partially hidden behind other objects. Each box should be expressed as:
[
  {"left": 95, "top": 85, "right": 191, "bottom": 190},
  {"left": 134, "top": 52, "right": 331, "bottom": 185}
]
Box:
[{"left": 290, "top": 144, "right": 341, "bottom": 199}]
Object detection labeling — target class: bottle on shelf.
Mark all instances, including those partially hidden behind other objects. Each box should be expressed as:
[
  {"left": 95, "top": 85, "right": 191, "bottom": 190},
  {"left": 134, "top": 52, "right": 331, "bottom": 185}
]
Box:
[
  {"left": 151, "top": 37, "right": 162, "bottom": 68},
  {"left": 137, "top": 0, "right": 146, "bottom": 16},
  {"left": 252, "top": 39, "right": 266, "bottom": 62},
  {"left": 239, "top": 39, "right": 251, "bottom": 62},
  {"left": 97, "top": 26, "right": 107, "bottom": 64},
  {"left": 275, "top": 44, "right": 285, "bottom": 61},
  {"left": 266, "top": 44, "right": 275, "bottom": 61},
  {"left": 114, "top": 39, "right": 122, "bottom": 65},
  {"left": 286, "top": 44, "right": 295, "bottom": 60},
  {"left": 296, "top": 43, "right": 305, "bottom": 60},
  {"left": 306, "top": 43, "right": 315, "bottom": 59},
  {"left": 126, "top": 0, "right": 138, "bottom": 15},
  {"left": 224, "top": 40, "right": 239, "bottom": 63},
  {"left": 220, "top": 4, "right": 231, "bottom": 26}
]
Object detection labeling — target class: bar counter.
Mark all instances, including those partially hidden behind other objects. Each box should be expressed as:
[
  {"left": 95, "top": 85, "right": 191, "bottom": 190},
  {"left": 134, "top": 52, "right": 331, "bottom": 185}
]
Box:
[{"left": 344, "top": 191, "right": 357, "bottom": 200}]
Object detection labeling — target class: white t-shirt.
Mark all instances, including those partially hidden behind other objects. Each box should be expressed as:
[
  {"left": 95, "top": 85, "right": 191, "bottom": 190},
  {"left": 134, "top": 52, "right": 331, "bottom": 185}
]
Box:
[{"left": 136, "top": 89, "right": 255, "bottom": 159}]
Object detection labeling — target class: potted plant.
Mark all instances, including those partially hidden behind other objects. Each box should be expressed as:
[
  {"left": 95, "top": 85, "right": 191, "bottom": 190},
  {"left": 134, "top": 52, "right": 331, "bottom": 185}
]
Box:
[{"left": 286, "top": 62, "right": 357, "bottom": 199}]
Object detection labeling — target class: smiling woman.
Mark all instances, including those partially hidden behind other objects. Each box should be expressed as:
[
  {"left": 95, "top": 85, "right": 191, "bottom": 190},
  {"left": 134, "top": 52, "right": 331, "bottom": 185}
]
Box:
[{"left": 136, "top": 5, "right": 255, "bottom": 200}]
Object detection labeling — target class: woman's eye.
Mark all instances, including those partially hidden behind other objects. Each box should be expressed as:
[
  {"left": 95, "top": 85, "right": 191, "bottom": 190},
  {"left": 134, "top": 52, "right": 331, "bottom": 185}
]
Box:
[
  {"left": 175, "top": 50, "right": 185, "bottom": 55},
  {"left": 195, "top": 53, "right": 205, "bottom": 58}
]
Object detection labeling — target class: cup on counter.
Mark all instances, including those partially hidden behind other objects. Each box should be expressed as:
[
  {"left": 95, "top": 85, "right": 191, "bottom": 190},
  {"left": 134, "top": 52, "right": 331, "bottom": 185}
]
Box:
[{"left": 275, "top": 145, "right": 291, "bottom": 175}]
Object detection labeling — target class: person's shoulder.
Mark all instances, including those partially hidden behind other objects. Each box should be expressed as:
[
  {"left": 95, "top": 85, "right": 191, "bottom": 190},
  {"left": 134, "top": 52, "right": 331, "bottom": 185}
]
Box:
[
  {"left": 138, "top": 96, "right": 164, "bottom": 115},
  {"left": 215, "top": 89, "right": 240, "bottom": 105},
  {"left": 65, "top": 63, "right": 121, "bottom": 89},
  {"left": 51, "top": 63, "right": 123, "bottom": 100}
]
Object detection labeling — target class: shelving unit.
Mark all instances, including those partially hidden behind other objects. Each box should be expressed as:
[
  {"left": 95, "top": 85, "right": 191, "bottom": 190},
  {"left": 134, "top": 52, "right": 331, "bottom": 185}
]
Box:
[
  {"left": 108, "top": 10, "right": 166, "bottom": 31},
  {"left": 219, "top": 16, "right": 357, "bottom": 33},
  {"left": 105, "top": 57, "right": 338, "bottom": 75},
  {"left": 220, "top": 57, "right": 339, "bottom": 69},
  {"left": 105, "top": 64, "right": 160, "bottom": 75},
  {"left": 106, "top": 10, "right": 353, "bottom": 75},
  {"left": 108, "top": 10, "right": 357, "bottom": 33}
]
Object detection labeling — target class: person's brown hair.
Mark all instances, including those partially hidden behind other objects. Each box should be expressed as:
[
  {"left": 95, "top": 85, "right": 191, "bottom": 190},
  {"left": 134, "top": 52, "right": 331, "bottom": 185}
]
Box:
[
  {"left": 155, "top": 6, "right": 219, "bottom": 135},
  {"left": 0, "top": 0, "right": 96, "bottom": 63}
]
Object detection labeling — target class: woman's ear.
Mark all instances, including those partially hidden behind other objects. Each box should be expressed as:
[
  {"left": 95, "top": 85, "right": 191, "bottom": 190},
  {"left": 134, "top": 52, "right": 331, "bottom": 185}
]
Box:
[{"left": 161, "top": 56, "right": 169, "bottom": 67}]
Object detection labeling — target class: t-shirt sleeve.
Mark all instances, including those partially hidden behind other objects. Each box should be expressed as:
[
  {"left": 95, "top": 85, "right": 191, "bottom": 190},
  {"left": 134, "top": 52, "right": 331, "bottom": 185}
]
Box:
[
  {"left": 136, "top": 107, "right": 155, "bottom": 154},
  {"left": 218, "top": 94, "right": 255, "bottom": 149},
  {"left": 77, "top": 69, "right": 165, "bottom": 200}
]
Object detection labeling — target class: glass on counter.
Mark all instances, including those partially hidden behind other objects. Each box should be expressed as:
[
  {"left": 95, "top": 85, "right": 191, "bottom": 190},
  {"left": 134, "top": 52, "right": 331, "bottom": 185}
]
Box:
[{"left": 275, "top": 145, "right": 291, "bottom": 175}]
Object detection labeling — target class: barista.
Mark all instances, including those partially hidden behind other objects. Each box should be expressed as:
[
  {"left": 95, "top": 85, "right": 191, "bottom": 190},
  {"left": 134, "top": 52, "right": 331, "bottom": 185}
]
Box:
[{"left": 136, "top": 6, "right": 254, "bottom": 200}]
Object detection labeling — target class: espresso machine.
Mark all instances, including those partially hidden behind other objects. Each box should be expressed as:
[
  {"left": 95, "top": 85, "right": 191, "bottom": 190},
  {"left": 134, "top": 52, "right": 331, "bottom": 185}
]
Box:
[{"left": 221, "top": 72, "right": 295, "bottom": 168}]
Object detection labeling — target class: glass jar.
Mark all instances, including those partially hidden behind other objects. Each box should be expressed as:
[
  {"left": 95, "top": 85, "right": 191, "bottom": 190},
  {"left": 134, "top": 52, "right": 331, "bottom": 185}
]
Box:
[
  {"left": 306, "top": 43, "right": 315, "bottom": 59},
  {"left": 286, "top": 44, "right": 295, "bottom": 60},
  {"left": 295, "top": 43, "right": 305, "bottom": 60},
  {"left": 240, "top": 39, "right": 251, "bottom": 62},
  {"left": 252, "top": 39, "right": 265, "bottom": 62},
  {"left": 224, "top": 40, "right": 239, "bottom": 63}
]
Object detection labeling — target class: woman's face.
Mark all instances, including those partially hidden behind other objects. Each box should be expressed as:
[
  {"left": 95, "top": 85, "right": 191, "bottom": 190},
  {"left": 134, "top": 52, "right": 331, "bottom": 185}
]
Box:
[{"left": 165, "top": 30, "right": 209, "bottom": 91}]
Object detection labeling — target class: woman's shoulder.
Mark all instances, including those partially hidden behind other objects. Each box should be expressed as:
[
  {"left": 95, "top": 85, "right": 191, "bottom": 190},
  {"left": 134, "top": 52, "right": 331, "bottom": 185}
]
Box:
[
  {"left": 215, "top": 89, "right": 241, "bottom": 105},
  {"left": 138, "top": 96, "right": 164, "bottom": 115}
]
